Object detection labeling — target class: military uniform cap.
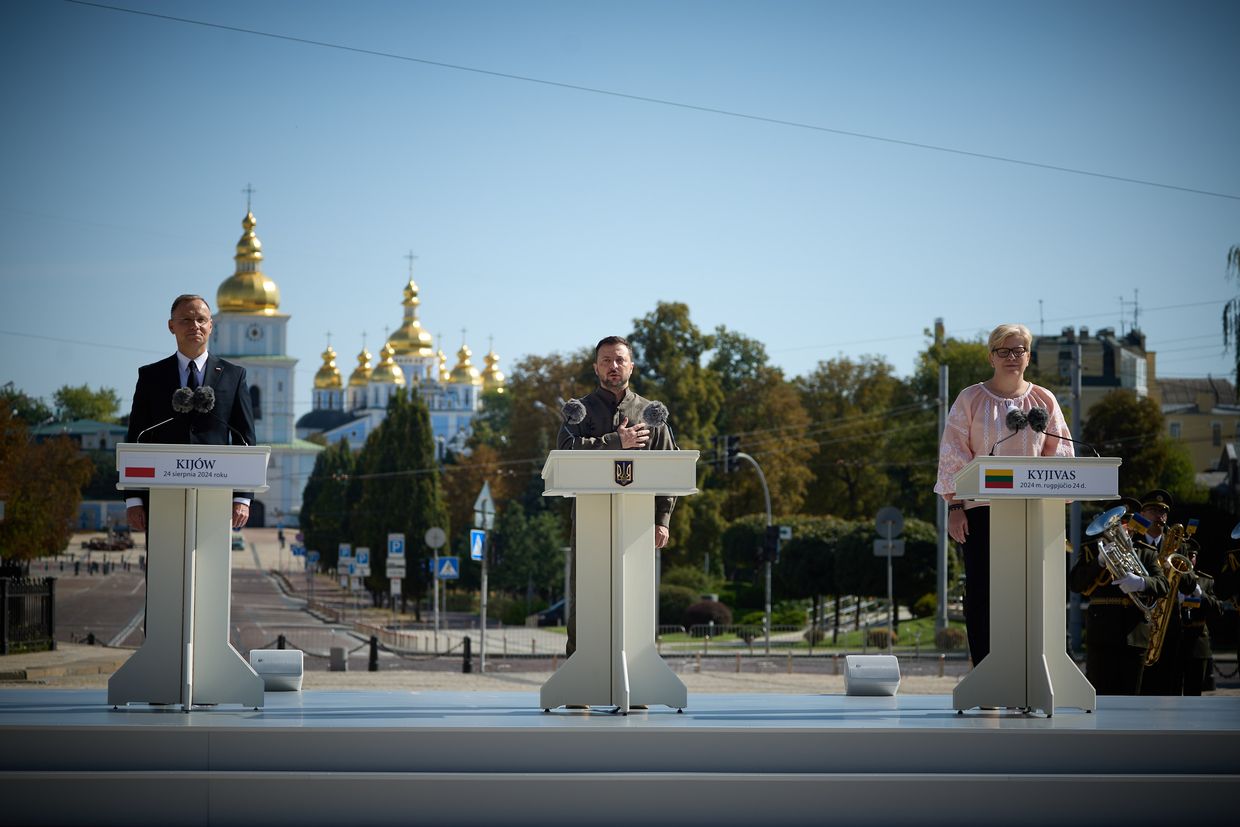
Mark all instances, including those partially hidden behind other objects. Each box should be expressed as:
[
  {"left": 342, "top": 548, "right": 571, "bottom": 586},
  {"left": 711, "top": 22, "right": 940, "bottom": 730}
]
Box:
[
  {"left": 1139, "top": 489, "right": 1173, "bottom": 512},
  {"left": 1110, "top": 496, "right": 1141, "bottom": 515}
]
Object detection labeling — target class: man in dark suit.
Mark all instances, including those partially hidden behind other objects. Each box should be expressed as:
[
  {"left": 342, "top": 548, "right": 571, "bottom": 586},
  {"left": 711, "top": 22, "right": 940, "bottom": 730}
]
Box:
[{"left": 125, "top": 294, "right": 256, "bottom": 531}]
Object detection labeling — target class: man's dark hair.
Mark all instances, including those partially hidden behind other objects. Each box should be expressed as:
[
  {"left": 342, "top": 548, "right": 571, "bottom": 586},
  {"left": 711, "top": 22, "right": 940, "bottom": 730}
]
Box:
[
  {"left": 594, "top": 335, "right": 632, "bottom": 360},
  {"left": 170, "top": 294, "right": 210, "bottom": 317}
]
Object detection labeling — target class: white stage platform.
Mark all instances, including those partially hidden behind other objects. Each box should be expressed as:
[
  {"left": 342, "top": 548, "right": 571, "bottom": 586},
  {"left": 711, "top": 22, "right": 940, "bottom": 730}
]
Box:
[{"left": 2, "top": 688, "right": 1237, "bottom": 826}]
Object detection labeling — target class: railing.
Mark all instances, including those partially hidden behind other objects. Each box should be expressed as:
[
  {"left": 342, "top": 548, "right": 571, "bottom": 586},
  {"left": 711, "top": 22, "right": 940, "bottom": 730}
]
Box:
[{"left": 1, "top": 577, "right": 56, "bottom": 655}]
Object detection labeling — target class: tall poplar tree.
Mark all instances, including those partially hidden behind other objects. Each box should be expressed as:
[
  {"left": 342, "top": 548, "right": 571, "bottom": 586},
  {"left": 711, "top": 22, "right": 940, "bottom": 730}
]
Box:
[
  {"left": 300, "top": 438, "right": 356, "bottom": 570},
  {"left": 352, "top": 390, "right": 446, "bottom": 604}
]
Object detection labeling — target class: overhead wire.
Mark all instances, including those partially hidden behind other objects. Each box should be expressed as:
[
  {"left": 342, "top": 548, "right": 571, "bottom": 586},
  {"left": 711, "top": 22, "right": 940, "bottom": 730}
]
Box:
[{"left": 63, "top": 0, "right": 1240, "bottom": 202}]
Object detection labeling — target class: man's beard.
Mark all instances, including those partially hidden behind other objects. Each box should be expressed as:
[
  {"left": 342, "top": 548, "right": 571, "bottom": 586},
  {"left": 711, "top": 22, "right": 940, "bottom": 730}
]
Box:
[{"left": 600, "top": 375, "right": 627, "bottom": 394}]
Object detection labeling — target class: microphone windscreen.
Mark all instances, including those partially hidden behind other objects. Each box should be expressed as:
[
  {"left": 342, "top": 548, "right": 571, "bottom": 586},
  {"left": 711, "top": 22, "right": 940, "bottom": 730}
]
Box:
[
  {"left": 192, "top": 386, "right": 216, "bottom": 413},
  {"left": 561, "top": 398, "right": 586, "bottom": 425},
  {"left": 1027, "top": 406, "right": 1049, "bottom": 433},
  {"left": 641, "top": 400, "right": 668, "bottom": 428},
  {"left": 171, "top": 387, "right": 194, "bottom": 413},
  {"left": 1005, "top": 409, "right": 1028, "bottom": 431}
]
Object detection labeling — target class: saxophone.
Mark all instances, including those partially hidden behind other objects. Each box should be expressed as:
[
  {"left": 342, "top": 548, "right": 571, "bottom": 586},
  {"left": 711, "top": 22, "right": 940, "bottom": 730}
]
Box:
[{"left": 1144, "top": 523, "right": 1193, "bottom": 667}]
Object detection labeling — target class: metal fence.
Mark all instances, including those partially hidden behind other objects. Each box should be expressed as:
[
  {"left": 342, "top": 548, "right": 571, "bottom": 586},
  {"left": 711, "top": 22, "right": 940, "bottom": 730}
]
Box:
[{"left": 1, "top": 577, "right": 56, "bottom": 655}]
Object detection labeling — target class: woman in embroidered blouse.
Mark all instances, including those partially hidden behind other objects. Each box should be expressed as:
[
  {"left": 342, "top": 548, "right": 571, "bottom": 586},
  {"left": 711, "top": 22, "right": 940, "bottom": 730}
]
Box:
[{"left": 935, "top": 323, "right": 1073, "bottom": 666}]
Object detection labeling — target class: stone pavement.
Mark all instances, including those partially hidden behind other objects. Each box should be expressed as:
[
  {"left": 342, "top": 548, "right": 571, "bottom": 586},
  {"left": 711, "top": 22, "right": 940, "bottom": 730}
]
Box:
[
  {"left": 8, "top": 529, "right": 1236, "bottom": 697},
  {"left": 0, "top": 642, "right": 965, "bottom": 694}
]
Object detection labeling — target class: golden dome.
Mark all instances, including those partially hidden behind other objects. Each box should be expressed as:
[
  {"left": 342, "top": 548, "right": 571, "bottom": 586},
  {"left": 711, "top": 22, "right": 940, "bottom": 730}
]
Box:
[
  {"left": 370, "top": 342, "right": 406, "bottom": 386},
  {"left": 449, "top": 343, "right": 483, "bottom": 386},
  {"left": 386, "top": 278, "right": 435, "bottom": 357},
  {"left": 217, "top": 211, "right": 281, "bottom": 314},
  {"left": 347, "top": 346, "right": 373, "bottom": 387},
  {"left": 437, "top": 348, "right": 450, "bottom": 383},
  {"left": 314, "top": 344, "right": 342, "bottom": 390},
  {"left": 482, "top": 348, "right": 505, "bottom": 393}
]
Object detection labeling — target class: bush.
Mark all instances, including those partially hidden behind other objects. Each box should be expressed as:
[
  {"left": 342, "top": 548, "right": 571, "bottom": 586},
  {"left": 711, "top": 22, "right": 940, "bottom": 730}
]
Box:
[
  {"left": 935, "top": 627, "right": 966, "bottom": 650},
  {"left": 772, "top": 601, "right": 808, "bottom": 626},
  {"left": 662, "top": 564, "right": 721, "bottom": 594},
  {"left": 866, "top": 627, "right": 897, "bottom": 648},
  {"left": 445, "top": 591, "right": 475, "bottom": 612},
  {"left": 659, "top": 584, "right": 698, "bottom": 629},
  {"left": 684, "top": 600, "right": 733, "bottom": 636},
  {"left": 803, "top": 627, "right": 826, "bottom": 645},
  {"left": 739, "top": 610, "right": 766, "bottom": 627},
  {"left": 912, "top": 593, "right": 937, "bottom": 619}
]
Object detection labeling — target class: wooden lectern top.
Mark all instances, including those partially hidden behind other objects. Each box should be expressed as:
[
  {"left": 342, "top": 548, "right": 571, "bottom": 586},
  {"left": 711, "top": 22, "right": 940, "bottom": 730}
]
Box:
[
  {"left": 542, "top": 449, "right": 699, "bottom": 497},
  {"left": 952, "top": 455, "right": 1119, "bottom": 502}
]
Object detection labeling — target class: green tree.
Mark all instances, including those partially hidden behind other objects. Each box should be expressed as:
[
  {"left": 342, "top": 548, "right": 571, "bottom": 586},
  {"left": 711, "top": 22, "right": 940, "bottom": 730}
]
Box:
[
  {"left": 1, "top": 382, "right": 52, "bottom": 425},
  {"left": 0, "top": 409, "right": 92, "bottom": 562},
  {"left": 53, "top": 384, "right": 121, "bottom": 423},
  {"left": 1082, "top": 389, "right": 1201, "bottom": 502},
  {"left": 707, "top": 326, "right": 770, "bottom": 396},
  {"left": 628, "top": 302, "right": 724, "bottom": 449},
  {"left": 300, "top": 439, "right": 356, "bottom": 570},
  {"left": 798, "top": 355, "right": 913, "bottom": 520},
  {"left": 495, "top": 350, "right": 594, "bottom": 501},
  {"left": 490, "top": 501, "right": 564, "bottom": 609},
  {"left": 718, "top": 366, "right": 816, "bottom": 519},
  {"left": 352, "top": 390, "right": 447, "bottom": 605}
]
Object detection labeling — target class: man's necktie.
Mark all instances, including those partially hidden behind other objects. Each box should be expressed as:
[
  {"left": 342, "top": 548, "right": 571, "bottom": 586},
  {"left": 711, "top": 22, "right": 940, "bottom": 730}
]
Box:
[{"left": 188, "top": 360, "right": 200, "bottom": 389}]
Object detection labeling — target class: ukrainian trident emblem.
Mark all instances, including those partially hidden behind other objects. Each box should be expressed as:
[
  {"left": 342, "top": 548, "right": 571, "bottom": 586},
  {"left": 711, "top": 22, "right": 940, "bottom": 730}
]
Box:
[{"left": 614, "top": 459, "right": 634, "bottom": 487}]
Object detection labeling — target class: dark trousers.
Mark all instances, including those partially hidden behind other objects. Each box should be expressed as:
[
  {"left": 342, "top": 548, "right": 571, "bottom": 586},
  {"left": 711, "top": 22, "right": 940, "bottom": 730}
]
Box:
[
  {"left": 1085, "top": 642, "right": 1145, "bottom": 695},
  {"left": 1180, "top": 656, "right": 1208, "bottom": 696},
  {"left": 961, "top": 506, "right": 991, "bottom": 666}
]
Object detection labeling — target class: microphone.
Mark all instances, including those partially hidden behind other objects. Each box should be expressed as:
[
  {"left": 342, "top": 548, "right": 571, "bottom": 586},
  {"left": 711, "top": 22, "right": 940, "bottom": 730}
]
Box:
[
  {"left": 1027, "top": 406, "right": 1099, "bottom": 456},
  {"left": 191, "top": 385, "right": 251, "bottom": 446},
  {"left": 1026, "top": 406, "right": 1048, "bottom": 433},
  {"left": 988, "top": 409, "right": 1028, "bottom": 455},
  {"left": 172, "top": 387, "right": 194, "bottom": 413},
  {"left": 641, "top": 400, "right": 668, "bottom": 429},
  {"left": 561, "top": 398, "right": 586, "bottom": 425},
  {"left": 191, "top": 386, "right": 215, "bottom": 413},
  {"left": 557, "top": 397, "right": 585, "bottom": 450},
  {"left": 136, "top": 387, "right": 195, "bottom": 442}
]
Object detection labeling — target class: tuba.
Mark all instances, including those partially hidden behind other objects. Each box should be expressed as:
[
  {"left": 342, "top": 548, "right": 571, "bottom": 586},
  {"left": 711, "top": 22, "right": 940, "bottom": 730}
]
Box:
[
  {"left": 1144, "top": 523, "right": 1193, "bottom": 667},
  {"left": 1084, "top": 505, "right": 1156, "bottom": 614}
]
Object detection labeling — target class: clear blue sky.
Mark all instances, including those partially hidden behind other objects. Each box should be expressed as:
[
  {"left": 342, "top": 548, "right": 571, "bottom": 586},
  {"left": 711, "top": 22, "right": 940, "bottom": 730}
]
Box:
[{"left": 2, "top": 0, "right": 1237, "bottom": 424}]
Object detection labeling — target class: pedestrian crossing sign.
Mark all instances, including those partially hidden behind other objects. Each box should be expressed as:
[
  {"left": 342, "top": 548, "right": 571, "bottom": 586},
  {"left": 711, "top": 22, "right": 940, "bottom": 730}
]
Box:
[
  {"left": 436, "top": 556, "right": 460, "bottom": 580},
  {"left": 469, "top": 529, "right": 485, "bottom": 562}
]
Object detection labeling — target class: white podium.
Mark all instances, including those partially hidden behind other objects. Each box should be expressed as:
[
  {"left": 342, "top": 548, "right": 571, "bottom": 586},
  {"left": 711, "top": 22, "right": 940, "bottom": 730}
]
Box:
[
  {"left": 109, "top": 443, "right": 270, "bottom": 710},
  {"left": 540, "top": 449, "right": 699, "bottom": 713},
  {"left": 952, "top": 455, "right": 1119, "bottom": 716}
]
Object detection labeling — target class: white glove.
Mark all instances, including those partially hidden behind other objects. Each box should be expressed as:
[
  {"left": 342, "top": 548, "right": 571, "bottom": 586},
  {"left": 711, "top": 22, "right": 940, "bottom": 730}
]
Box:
[{"left": 1113, "top": 573, "right": 1145, "bottom": 595}]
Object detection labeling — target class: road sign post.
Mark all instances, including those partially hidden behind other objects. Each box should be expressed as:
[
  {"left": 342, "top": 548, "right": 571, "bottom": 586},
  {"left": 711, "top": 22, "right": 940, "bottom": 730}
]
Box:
[
  {"left": 425, "top": 527, "right": 447, "bottom": 651},
  {"left": 875, "top": 507, "right": 904, "bottom": 654},
  {"left": 474, "top": 483, "right": 495, "bottom": 673}
]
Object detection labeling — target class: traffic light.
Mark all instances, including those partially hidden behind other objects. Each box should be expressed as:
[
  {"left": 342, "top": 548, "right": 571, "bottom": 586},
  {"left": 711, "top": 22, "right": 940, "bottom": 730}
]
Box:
[
  {"left": 725, "top": 435, "right": 741, "bottom": 473},
  {"left": 761, "top": 524, "right": 780, "bottom": 563}
]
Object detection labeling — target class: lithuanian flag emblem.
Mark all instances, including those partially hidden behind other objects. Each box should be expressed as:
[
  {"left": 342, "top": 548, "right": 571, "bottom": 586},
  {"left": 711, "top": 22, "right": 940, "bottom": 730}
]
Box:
[{"left": 984, "top": 469, "right": 1014, "bottom": 489}]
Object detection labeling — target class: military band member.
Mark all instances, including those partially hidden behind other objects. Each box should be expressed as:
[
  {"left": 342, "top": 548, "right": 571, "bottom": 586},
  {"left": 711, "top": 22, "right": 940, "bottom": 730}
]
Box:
[
  {"left": 1174, "top": 539, "right": 1223, "bottom": 695},
  {"left": 1069, "top": 496, "right": 1169, "bottom": 695},
  {"left": 1140, "top": 503, "right": 1206, "bottom": 696}
]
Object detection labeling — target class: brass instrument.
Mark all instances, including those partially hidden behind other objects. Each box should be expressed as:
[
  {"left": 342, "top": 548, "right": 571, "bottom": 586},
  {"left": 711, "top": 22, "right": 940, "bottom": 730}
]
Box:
[
  {"left": 1144, "top": 523, "right": 1193, "bottom": 667},
  {"left": 1083, "top": 505, "right": 1155, "bottom": 613}
]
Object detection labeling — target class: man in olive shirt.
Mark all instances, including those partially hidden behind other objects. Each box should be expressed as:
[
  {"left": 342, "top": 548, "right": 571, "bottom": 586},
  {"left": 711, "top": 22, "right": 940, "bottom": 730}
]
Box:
[{"left": 559, "top": 336, "right": 676, "bottom": 656}]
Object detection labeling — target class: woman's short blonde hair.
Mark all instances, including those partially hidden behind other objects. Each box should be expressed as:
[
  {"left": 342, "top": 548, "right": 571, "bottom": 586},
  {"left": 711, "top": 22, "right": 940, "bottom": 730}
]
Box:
[{"left": 988, "top": 323, "right": 1032, "bottom": 352}]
